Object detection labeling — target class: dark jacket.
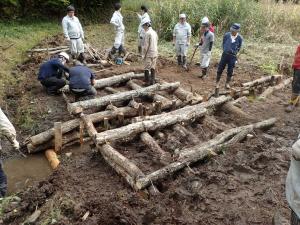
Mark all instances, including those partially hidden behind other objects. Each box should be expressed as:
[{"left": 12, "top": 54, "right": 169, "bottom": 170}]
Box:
[
  {"left": 222, "top": 32, "right": 243, "bottom": 55},
  {"left": 38, "top": 58, "right": 69, "bottom": 81}
]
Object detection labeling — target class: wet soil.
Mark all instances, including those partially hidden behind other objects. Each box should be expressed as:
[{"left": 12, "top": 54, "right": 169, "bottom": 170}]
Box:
[{"left": 0, "top": 36, "right": 296, "bottom": 224}]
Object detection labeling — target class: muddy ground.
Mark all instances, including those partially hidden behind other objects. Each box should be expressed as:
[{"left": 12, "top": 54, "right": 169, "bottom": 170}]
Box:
[{"left": 0, "top": 37, "right": 297, "bottom": 225}]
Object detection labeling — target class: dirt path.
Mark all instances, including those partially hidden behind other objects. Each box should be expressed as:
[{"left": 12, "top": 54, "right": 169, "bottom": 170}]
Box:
[{"left": 1, "top": 37, "right": 297, "bottom": 225}]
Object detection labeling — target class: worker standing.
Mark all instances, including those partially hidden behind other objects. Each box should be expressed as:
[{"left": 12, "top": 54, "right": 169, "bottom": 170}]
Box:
[
  {"left": 142, "top": 18, "right": 158, "bottom": 85},
  {"left": 38, "top": 52, "right": 69, "bottom": 95},
  {"left": 109, "top": 2, "right": 126, "bottom": 58},
  {"left": 62, "top": 5, "right": 85, "bottom": 62},
  {"left": 285, "top": 44, "right": 300, "bottom": 112},
  {"left": 286, "top": 135, "right": 300, "bottom": 224},
  {"left": 137, "top": 5, "right": 151, "bottom": 55},
  {"left": 198, "top": 17, "right": 214, "bottom": 79},
  {"left": 216, "top": 23, "right": 243, "bottom": 92},
  {"left": 173, "top": 14, "right": 191, "bottom": 70},
  {"left": 0, "top": 108, "right": 20, "bottom": 197}
]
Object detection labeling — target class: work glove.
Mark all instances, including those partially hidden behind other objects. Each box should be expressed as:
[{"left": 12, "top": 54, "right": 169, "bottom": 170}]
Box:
[{"left": 12, "top": 139, "right": 20, "bottom": 151}]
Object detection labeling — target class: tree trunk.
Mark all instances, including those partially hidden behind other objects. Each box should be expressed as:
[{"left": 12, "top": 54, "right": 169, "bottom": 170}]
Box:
[
  {"left": 68, "top": 82, "right": 180, "bottom": 114},
  {"left": 242, "top": 75, "right": 283, "bottom": 87},
  {"left": 61, "top": 72, "right": 144, "bottom": 92},
  {"left": 258, "top": 77, "right": 293, "bottom": 100},
  {"left": 135, "top": 118, "right": 277, "bottom": 190}
]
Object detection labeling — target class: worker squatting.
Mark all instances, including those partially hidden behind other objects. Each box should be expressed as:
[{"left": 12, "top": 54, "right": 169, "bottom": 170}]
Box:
[{"left": 1, "top": 3, "right": 300, "bottom": 224}]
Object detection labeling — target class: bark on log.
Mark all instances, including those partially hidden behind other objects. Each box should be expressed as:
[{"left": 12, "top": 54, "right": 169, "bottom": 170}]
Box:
[
  {"left": 61, "top": 72, "right": 144, "bottom": 92},
  {"left": 135, "top": 118, "right": 277, "bottom": 190},
  {"left": 258, "top": 77, "right": 293, "bottom": 100},
  {"left": 104, "top": 87, "right": 119, "bottom": 94},
  {"left": 242, "top": 75, "right": 283, "bottom": 87},
  {"left": 68, "top": 82, "right": 180, "bottom": 114},
  {"left": 174, "top": 87, "right": 203, "bottom": 104},
  {"left": 140, "top": 132, "right": 172, "bottom": 164},
  {"left": 27, "top": 46, "right": 69, "bottom": 52},
  {"left": 232, "top": 96, "right": 248, "bottom": 107},
  {"left": 221, "top": 102, "right": 253, "bottom": 120},
  {"left": 96, "top": 102, "right": 209, "bottom": 145},
  {"left": 173, "top": 124, "right": 199, "bottom": 145},
  {"left": 202, "top": 116, "right": 232, "bottom": 133},
  {"left": 54, "top": 122, "right": 62, "bottom": 152},
  {"left": 81, "top": 115, "right": 97, "bottom": 139}
]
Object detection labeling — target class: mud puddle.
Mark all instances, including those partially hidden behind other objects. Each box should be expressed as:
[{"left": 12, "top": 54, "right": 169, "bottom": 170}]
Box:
[{"left": 3, "top": 154, "right": 52, "bottom": 194}]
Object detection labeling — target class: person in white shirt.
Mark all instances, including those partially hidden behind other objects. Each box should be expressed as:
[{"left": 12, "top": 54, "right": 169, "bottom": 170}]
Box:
[
  {"left": 173, "top": 14, "right": 191, "bottom": 69},
  {"left": 109, "top": 3, "right": 126, "bottom": 58},
  {"left": 142, "top": 18, "right": 158, "bottom": 85},
  {"left": 137, "top": 5, "right": 151, "bottom": 55},
  {"left": 62, "top": 5, "right": 85, "bottom": 62}
]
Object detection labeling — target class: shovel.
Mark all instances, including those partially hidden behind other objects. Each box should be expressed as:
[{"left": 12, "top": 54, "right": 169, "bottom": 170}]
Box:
[{"left": 186, "top": 44, "right": 199, "bottom": 71}]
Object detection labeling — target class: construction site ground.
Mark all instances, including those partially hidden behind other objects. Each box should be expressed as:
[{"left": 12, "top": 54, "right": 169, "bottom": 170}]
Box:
[{"left": 0, "top": 36, "right": 297, "bottom": 225}]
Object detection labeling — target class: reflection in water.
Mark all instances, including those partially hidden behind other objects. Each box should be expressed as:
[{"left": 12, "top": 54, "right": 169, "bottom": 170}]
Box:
[{"left": 3, "top": 154, "right": 52, "bottom": 194}]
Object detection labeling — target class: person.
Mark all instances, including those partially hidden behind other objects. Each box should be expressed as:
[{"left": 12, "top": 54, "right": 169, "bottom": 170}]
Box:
[
  {"left": 109, "top": 2, "right": 126, "bottom": 58},
  {"left": 216, "top": 23, "right": 243, "bottom": 90},
  {"left": 198, "top": 17, "right": 214, "bottom": 78},
  {"left": 142, "top": 18, "right": 158, "bottom": 85},
  {"left": 285, "top": 44, "right": 300, "bottom": 112},
  {"left": 0, "top": 107, "right": 20, "bottom": 197},
  {"left": 62, "top": 5, "right": 85, "bottom": 62},
  {"left": 137, "top": 5, "right": 151, "bottom": 55},
  {"left": 38, "top": 52, "right": 69, "bottom": 95},
  {"left": 68, "top": 56, "right": 97, "bottom": 98},
  {"left": 173, "top": 14, "right": 191, "bottom": 69},
  {"left": 202, "top": 16, "right": 215, "bottom": 33},
  {"left": 286, "top": 135, "right": 300, "bottom": 225}
]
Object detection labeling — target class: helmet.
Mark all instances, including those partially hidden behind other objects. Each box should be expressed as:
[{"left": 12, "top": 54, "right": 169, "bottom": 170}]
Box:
[
  {"left": 141, "top": 17, "right": 151, "bottom": 26},
  {"left": 67, "top": 5, "right": 75, "bottom": 12},
  {"left": 59, "top": 52, "right": 70, "bottom": 61}
]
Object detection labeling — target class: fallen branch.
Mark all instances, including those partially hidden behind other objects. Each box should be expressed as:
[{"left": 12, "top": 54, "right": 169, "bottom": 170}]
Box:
[
  {"left": 242, "top": 75, "right": 283, "bottom": 88},
  {"left": 258, "top": 77, "right": 293, "bottom": 100},
  {"left": 27, "top": 46, "right": 69, "bottom": 52}
]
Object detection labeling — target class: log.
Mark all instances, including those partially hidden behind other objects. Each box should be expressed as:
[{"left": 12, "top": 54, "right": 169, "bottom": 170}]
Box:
[
  {"left": 68, "top": 82, "right": 180, "bottom": 114},
  {"left": 202, "top": 116, "right": 232, "bottom": 133},
  {"left": 232, "top": 96, "right": 248, "bottom": 107},
  {"left": 242, "top": 75, "right": 283, "bottom": 87},
  {"left": 173, "top": 124, "right": 199, "bottom": 145},
  {"left": 174, "top": 87, "right": 203, "bottom": 104},
  {"left": 45, "top": 149, "right": 60, "bottom": 169},
  {"left": 54, "top": 122, "right": 62, "bottom": 152},
  {"left": 258, "top": 77, "right": 293, "bottom": 100},
  {"left": 140, "top": 132, "right": 172, "bottom": 164},
  {"left": 221, "top": 102, "right": 253, "bottom": 120},
  {"left": 81, "top": 115, "right": 97, "bottom": 139},
  {"left": 49, "top": 49, "right": 69, "bottom": 55},
  {"left": 135, "top": 118, "right": 277, "bottom": 189},
  {"left": 95, "top": 102, "right": 208, "bottom": 145},
  {"left": 104, "top": 87, "right": 119, "bottom": 94},
  {"left": 27, "top": 46, "right": 69, "bottom": 52},
  {"left": 61, "top": 72, "right": 144, "bottom": 92}
]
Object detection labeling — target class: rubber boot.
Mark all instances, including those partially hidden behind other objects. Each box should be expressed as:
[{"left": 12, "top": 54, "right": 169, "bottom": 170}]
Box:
[
  {"left": 78, "top": 53, "right": 87, "bottom": 65},
  {"left": 119, "top": 45, "right": 127, "bottom": 56},
  {"left": 199, "top": 68, "right": 207, "bottom": 78},
  {"left": 150, "top": 68, "right": 156, "bottom": 85},
  {"left": 225, "top": 75, "right": 232, "bottom": 89},
  {"left": 182, "top": 56, "right": 187, "bottom": 70},
  {"left": 138, "top": 46, "right": 142, "bottom": 55},
  {"left": 177, "top": 56, "right": 182, "bottom": 66},
  {"left": 214, "top": 81, "right": 220, "bottom": 97},
  {"left": 285, "top": 95, "right": 300, "bottom": 113},
  {"left": 109, "top": 47, "right": 117, "bottom": 59},
  {"left": 144, "top": 70, "right": 150, "bottom": 86}
]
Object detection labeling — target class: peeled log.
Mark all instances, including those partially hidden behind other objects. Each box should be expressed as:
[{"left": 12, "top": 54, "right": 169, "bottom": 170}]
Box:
[
  {"left": 68, "top": 82, "right": 180, "bottom": 114},
  {"left": 45, "top": 149, "right": 60, "bottom": 169},
  {"left": 242, "top": 75, "right": 283, "bottom": 87},
  {"left": 135, "top": 117, "right": 277, "bottom": 190},
  {"left": 96, "top": 103, "right": 208, "bottom": 145},
  {"left": 61, "top": 72, "right": 144, "bottom": 92},
  {"left": 258, "top": 77, "right": 293, "bottom": 100}
]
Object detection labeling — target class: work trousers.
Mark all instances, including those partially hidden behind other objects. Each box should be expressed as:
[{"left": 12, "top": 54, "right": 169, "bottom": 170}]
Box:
[
  {"left": 70, "top": 38, "right": 84, "bottom": 55},
  {"left": 217, "top": 52, "right": 237, "bottom": 82},
  {"left": 41, "top": 77, "right": 66, "bottom": 94},
  {"left": 0, "top": 160, "right": 7, "bottom": 198},
  {"left": 175, "top": 43, "right": 188, "bottom": 57},
  {"left": 70, "top": 86, "right": 97, "bottom": 97},
  {"left": 292, "top": 69, "right": 300, "bottom": 96}
]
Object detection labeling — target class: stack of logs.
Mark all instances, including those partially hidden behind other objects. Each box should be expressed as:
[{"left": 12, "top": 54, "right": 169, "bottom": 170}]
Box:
[{"left": 27, "top": 71, "right": 292, "bottom": 192}]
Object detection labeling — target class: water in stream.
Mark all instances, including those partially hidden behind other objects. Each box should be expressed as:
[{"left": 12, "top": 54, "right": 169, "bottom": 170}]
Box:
[{"left": 3, "top": 154, "right": 52, "bottom": 194}]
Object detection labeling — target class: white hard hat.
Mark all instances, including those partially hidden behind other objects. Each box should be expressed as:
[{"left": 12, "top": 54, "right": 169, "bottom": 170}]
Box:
[
  {"left": 201, "top": 16, "right": 209, "bottom": 24},
  {"left": 292, "top": 138, "right": 300, "bottom": 160},
  {"left": 179, "top": 14, "right": 186, "bottom": 19},
  {"left": 141, "top": 17, "right": 151, "bottom": 26},
  {"left": 59, "top": 52, "right": 70, "bottom": 61}
]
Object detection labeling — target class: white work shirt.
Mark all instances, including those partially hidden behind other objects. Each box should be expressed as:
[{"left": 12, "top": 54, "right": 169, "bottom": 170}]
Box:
[
  {"left": 110, "top": 11, "right": 125, "bottom": 32},
  {"left": 138, "top": 12, "right": 150, "bottom": 34},
  {"left": 143, "top": 27, "right": 158, "bottom": 58},
  {"left": 173, "top": 22, "right": 191, "bottom": 44},
  {"left": 62, "top": 15, "right": 84, "bottom": 39}
]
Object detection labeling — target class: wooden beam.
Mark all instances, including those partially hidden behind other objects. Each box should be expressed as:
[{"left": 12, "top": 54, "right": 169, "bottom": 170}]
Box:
[{"left": 54, "top": 122, "right": 62, "bottom": 152}]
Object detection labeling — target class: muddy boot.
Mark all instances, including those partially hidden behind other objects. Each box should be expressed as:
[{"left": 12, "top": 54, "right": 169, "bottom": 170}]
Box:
[
  {"left": 78, "top": 53, "right": 87, "bottom": 65},
  {"left": 177, "top": 56, "right": 182, "bottom": 66},
  {"left": 138, "top": 46, "right": 142, "bottom": 55},
  {"left": 198, "top": 68, "right": 207, "bottom": 79},
  {"left": 182, "top": 56, "right": 187, "bottom": 70},
  {"left": 285, "top": 95, "right": 300, "bottom": 113},
  {"left": 119, "top": 45, "right": 127, "bottom": 56},
  {"left": 109, "top": 47, "right": 117, "bottom": 59},
  {"left": 144, "top": 70, "right": 150, "bottom": 85},
  {"left": 225, "top": 82, "right": 231, "bottom": 89},
  {"left": 150, "top": 68, "right": 156, "bottom": 85},
  {"left": 214, "top": 81, "right": 220, "bottom": 97}
]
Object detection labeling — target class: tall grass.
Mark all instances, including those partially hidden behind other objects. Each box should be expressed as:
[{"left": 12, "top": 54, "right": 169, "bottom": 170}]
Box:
[{"left": 122, "top": 0, "right": 300, "bottom": 42}]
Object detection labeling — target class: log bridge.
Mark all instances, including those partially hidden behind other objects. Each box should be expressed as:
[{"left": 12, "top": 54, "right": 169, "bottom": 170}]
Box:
[{"left": 27, "top": 71, "right": 284, "bottom": 192}]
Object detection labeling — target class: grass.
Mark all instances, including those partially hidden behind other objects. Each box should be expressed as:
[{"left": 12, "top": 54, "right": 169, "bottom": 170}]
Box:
[{"left": 0, "top": 21, "right": 60, "bottom": 100}]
